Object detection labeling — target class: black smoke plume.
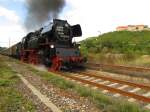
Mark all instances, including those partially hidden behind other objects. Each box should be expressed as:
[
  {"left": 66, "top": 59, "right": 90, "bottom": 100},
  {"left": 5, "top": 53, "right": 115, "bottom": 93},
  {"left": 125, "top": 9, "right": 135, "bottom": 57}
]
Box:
[{"left": 25, "top": 0, "right": 66, "bottom": 30}]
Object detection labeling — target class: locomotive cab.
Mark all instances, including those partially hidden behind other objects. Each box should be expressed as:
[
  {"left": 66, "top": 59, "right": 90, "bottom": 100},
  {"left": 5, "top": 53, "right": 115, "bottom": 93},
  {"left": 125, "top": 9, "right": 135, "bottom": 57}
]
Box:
[{"left": 53, "top": 19, "right": 82, "bottom": 45}]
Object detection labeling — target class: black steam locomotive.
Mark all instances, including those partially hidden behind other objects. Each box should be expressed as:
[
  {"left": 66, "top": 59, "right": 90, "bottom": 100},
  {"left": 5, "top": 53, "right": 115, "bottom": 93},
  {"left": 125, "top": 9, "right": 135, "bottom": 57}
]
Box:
[{"left": 1, "top": 19, "right": 86, "bottom": 70}]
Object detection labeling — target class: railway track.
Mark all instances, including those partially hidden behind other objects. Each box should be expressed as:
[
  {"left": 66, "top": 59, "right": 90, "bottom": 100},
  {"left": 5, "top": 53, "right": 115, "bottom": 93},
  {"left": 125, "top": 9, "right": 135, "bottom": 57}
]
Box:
[
  {"left": 53, "top": 71, "right": 150, "bottom": 109},
  {"left": 87, "top": 62, "right": 150, "bottom": 72}
]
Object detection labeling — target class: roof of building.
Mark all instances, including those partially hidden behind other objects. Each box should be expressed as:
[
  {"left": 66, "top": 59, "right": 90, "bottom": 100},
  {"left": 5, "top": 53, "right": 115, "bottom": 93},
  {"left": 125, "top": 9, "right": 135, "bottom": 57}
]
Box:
[{"left": 116, "top": 26, "right": 128, "bottom": 29}]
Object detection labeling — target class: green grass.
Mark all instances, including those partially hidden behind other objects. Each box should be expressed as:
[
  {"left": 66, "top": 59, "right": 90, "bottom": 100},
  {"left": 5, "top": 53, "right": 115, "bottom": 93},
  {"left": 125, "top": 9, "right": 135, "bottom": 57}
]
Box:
[
  {"left": 0, "top": 56, "right": 36, "bottom": 112},
  {"left": 0, "top": 88, "right": 35, "bottom": 112},
  {"left": 27, "top": 65, "right": 149, "bottom": 112},
  {"left": 81, "top": 31, "right": 150, "bottom": 55}
]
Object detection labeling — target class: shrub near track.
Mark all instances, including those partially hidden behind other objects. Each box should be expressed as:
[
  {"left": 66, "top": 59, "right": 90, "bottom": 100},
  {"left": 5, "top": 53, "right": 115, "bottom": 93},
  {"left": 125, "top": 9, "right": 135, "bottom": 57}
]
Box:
[
  {"left": 27, "top": 65, "right": 149, "bottom": 112},
  {"left": 0, "top": 55, "right": 36, "bottom": 112}
]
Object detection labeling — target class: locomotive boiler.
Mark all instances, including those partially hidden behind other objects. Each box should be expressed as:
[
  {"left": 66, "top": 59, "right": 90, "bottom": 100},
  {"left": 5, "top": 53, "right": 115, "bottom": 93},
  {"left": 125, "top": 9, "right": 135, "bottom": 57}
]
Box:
[{"left": 2, "top": 19, "right": 86, "bottom": 70}]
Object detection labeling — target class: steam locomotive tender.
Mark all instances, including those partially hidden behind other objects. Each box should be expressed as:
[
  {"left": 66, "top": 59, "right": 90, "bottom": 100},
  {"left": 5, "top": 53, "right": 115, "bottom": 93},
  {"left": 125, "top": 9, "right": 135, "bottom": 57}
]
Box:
[{"left": 4, "top": 19, "right": 86, "bottom": 70}]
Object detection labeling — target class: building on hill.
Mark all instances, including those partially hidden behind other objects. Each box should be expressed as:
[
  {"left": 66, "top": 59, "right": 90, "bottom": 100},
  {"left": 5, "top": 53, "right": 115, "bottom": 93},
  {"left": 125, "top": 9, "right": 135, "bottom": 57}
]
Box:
[{"left": 116, "top": 25, "right": 150, "bottom": 31}]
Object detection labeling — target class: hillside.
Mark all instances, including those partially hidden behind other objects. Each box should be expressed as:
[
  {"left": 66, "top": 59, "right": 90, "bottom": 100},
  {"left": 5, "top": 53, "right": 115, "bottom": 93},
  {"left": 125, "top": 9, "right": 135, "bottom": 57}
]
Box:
[
  {"left": 81, "top": 31, "right": 150, "bottom": 55},
  {"left": 80, "top": 31, "right": 150, "bottom": 67}
]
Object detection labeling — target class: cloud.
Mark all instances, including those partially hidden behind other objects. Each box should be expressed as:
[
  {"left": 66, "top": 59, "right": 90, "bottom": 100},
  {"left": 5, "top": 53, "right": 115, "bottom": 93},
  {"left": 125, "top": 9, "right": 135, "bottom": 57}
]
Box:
[
  {"left": 0, "top": 6, "right": 26, "bottom": 47},
  {"left": 60, "top": 0, "right": 150, "bottom": 41},
  {"left": 0, "top": 7, "right": 20, "bottom": 23},
  {"left": 60, "top": 0, "right": 114, "bottom": 40}
]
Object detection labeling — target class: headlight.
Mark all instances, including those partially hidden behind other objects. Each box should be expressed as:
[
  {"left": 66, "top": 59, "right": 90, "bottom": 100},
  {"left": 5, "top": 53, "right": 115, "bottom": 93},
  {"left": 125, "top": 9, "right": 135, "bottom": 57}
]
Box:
[{"left": 50, "top": 45, "right": 54, "bottom": 48}]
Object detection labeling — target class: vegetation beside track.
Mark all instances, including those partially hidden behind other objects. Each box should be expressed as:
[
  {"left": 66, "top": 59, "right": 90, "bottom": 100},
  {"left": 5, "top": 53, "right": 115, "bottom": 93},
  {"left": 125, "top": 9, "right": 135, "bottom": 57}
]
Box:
[
  {"left": 0, "top": 55, "right": 36, "bottom": 112},
  {"left": 26, "top": 65, "right": 149, "bottom": 112},
  {"left": 0, "top": 47, "right": 6, "bottom": 52},
  {"left": 81, "top": 31, "right": 150, "bottom": 55},
  {"left": 80, "top": 31, "right": 150, "bottom": 67}
]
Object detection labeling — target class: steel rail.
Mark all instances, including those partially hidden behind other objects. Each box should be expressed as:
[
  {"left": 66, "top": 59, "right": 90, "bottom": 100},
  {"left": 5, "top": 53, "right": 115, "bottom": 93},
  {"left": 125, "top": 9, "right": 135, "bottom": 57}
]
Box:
[
  {"left": 53, "top": 72, "right": 150, "bottom": 103},
  {"left": 74, "top": 71, "right": 150, "bottom": 90},
  {"left": 87, "top": 63, "right": 150, "bottom": 72}
]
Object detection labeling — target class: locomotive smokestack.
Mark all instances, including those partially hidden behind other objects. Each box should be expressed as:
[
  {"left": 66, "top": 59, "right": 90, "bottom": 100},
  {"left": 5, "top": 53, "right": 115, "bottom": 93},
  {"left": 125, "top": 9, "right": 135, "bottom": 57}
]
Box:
[{"left": 25, "top": 0, "right": 66, "bottom": 31}]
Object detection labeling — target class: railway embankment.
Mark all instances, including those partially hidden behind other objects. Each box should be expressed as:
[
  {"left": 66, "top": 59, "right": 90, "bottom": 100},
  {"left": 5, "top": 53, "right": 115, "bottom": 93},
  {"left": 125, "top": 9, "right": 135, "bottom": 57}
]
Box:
[
  {"left": 2, "top": 55, "right": 100, "bottom": 112},
  {"left": 0, "top": 55, "right": 149, "bottom": 112}
]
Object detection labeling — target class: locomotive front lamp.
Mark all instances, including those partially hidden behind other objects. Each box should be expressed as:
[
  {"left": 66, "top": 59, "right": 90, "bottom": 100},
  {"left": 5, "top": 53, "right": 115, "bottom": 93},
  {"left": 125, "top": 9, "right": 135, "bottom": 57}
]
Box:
[{"left": 50, "top": 45, "right": 54, "bottom": 48}]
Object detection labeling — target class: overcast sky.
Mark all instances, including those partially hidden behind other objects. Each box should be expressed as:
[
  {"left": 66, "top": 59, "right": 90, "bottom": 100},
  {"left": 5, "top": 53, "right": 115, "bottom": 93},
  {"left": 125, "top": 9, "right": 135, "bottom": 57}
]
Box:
[{"left": 0, "top": 0, "right": 150, "bottom": 47}]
